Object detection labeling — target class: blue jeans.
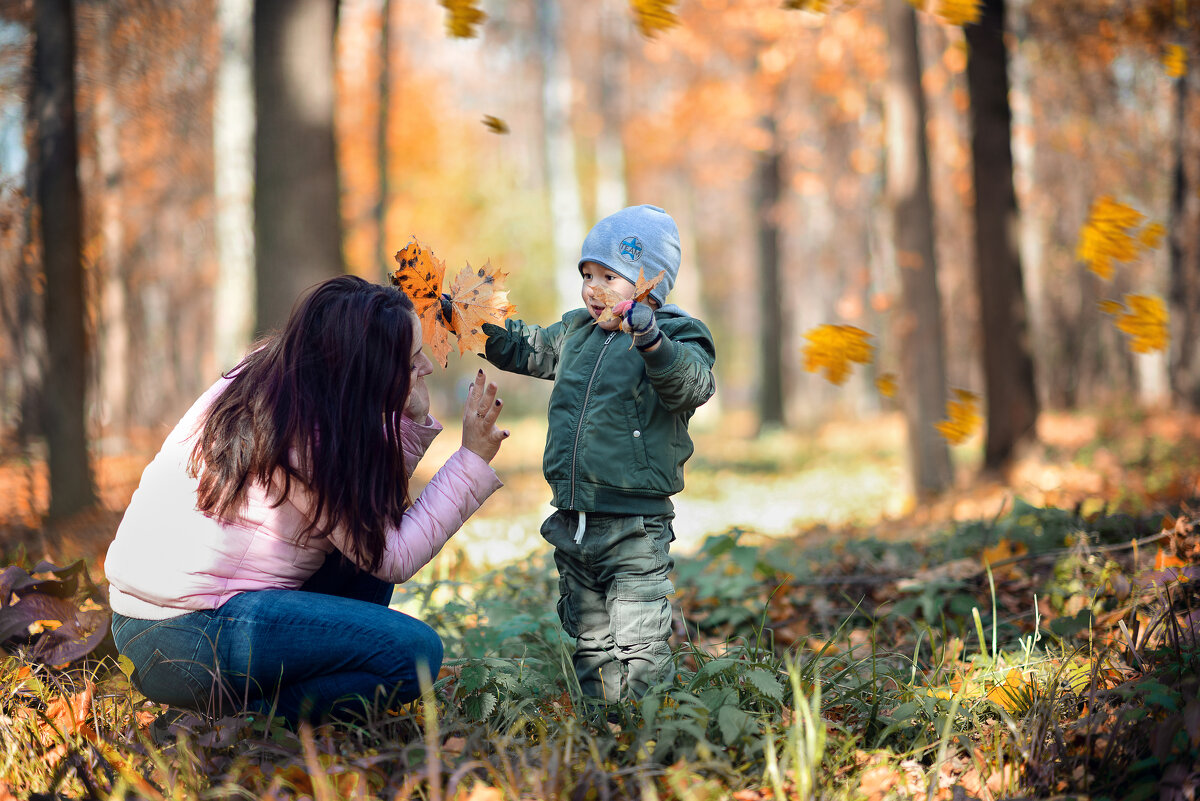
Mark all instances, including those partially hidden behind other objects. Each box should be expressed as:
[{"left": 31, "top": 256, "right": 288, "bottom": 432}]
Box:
[{"left": 111, "top": 552, "right": 443, "bottom": 722}]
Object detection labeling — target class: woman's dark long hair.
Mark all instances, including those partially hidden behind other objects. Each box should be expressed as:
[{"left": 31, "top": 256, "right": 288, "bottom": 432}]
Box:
[{"left": 189, "top": 276, "right": 417, "bottom": 572}]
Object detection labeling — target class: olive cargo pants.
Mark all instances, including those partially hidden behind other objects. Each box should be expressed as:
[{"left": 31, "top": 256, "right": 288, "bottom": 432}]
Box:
[{"left": 541, "top": 510, "right": 675, "bottom": 702}]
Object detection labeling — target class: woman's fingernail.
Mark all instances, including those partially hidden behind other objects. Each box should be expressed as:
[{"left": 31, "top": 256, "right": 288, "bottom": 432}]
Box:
[{"left": 495, "top": 399, "right": 501, "bottom": 406}]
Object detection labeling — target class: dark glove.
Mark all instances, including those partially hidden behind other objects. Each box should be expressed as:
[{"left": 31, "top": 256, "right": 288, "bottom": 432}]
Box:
[
  {"left": 613, "top": 300, "right": 661, "bottom": 351},
  {"left": 481, "top": 323, "right": 507, "bottom": 338}
]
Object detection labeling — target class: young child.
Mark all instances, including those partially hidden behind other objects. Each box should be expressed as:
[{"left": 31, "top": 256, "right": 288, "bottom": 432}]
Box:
[{"left": 482, "top": 204, "right": 716, "bottom": 704}]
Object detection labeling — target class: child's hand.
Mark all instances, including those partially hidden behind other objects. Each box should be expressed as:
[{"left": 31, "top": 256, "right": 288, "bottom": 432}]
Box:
[
  {"left": 613, "top": 300, "right": 661, "bottom": 351},
  {"left": 461, "top": 368, "right": 509, "bottom": 463}
]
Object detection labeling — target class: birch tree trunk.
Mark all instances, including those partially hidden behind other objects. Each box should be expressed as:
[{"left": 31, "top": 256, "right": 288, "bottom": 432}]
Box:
[
  {"left": 536, "top": 0, "right": 586, "bottom": 312},
  {"left": 215, "top": 0, "right": 255, "bottom": 368},
  {"left": 884, "top": 0, "right": 952, "bottom": 495}
]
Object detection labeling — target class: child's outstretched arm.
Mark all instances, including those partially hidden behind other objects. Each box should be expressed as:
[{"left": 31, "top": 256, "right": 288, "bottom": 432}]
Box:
[
  {"left": 481, "top": 319, "right": 565, "bottom": 380},
  {"left": 616, "top": 300, "right": 716, "bottom": 414}
]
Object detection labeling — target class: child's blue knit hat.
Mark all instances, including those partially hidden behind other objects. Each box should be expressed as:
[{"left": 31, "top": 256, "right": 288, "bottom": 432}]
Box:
[{"left": 578, "top": 204, "right": 680, "bottom": 308}]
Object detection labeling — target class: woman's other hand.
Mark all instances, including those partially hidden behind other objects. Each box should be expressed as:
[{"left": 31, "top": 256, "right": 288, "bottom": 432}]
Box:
[{"left": 462, "top": 369, "right": 509, "bottom": 463}]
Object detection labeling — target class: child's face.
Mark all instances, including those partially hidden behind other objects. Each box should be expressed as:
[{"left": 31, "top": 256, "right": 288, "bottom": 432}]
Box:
[{"left": 580, "top": 262, "right": 636, "bottom": 331}]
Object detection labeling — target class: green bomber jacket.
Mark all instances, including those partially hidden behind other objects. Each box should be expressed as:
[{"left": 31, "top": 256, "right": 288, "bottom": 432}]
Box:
[{"left": 483, "top": 306, "right": 716, "bottom": 515}]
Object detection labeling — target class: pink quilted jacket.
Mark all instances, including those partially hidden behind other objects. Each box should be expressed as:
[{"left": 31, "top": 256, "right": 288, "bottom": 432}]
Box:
[{"left": 105, "top": 376, "right": 502, "bottom": 620}]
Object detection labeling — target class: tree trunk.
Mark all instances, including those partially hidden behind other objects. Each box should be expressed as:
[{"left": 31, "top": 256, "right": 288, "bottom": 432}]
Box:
[
  {"left": 756, "top": 113, "right": 785, "bottom": 430},
  {"left": 253, "top": 0, "right": 343, "bottom": 335},
  {"left": 536, "top": 0, "right": 586, "bottom": 313},
  {"left": 33, "top": 0, "right": 97, "bottom": 519},
  {"left": 377, "top": 0, "right": 392, "bottom": 278},
  {"left": 884, "top": 0, "right": 952, "bottom": 495},
  {"left": 964, "top": 0, "right": 1038, "bottom": 471},
  {"left": 215, "top": 0, "right": 255, "bottom": 368},
  {"left": 1168, "top": 64, "right": 1200, "bottom": 407}
]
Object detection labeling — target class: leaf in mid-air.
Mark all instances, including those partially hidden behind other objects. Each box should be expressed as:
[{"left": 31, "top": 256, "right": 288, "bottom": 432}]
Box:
[
  {"left": 935, "top": 0, "right": 982, "bottom": 26},
  {"left": 630, "top": 0, "right": 680, "bottom": 38},
  {"left": 1100, "top": 294, "right": 1169, "bottom": 354},
  {"left": 876, "top": 372, "right": 898, "bottom": 399},
  {"left": 1075, "top": 196, "right": 1150, "bottom": 280},
  {"left": 1164, "top": 44, "right": 1187, "bottom": 80},
  {"left": 439, "top": 0, "right": 485, "bottom": 38},
  {"left": 934, "top": 388, "right": 981, "bottom": 445},
  {"left": 391, "top": 239, "right": 515, "bottom": 366},
  {"left": 482, "top": 115, "right": 510, "bottom": 134},
  {"left": 801, "top": 324, "right": 875, "bottom": 386}
]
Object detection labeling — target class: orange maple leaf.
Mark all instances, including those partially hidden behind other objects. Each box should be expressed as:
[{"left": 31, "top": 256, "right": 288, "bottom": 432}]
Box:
[
  {"left": 391, "top": 239, "right": 515, "bottom": 367},
  {"left": 444, "top": 260, "right": 516, "bottom": 356}
]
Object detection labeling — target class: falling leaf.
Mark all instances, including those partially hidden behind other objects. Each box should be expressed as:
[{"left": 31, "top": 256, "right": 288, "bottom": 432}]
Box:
[
  {"left": 782, "top": 0, "right": 829, "bottom": 11},
  {"left": 630, "top": 0, "right": 680, "bottom": 38},
  {"left": 439, "top": 0, "right": 486, "bottom": 38},
  {"left": 1164, "top": 44, "right": 1188, "bottom": 79},
  {"left": 482, "top": 115, "right": 510, "bottom": 134},
  {"left": 392, "top": 240, "right": 515, "bottom": 367},
  {"left": 1075, "top": 196, "right": 1147, "bottom": 280},
  {"left": 936, "top": 0, "right": 982, "bottom": 26},
  {"left": 1138, "top": 221, "right": 1166, "bottom": 250},
  {"left": 802, "top": 324, "right": 875, "bottom": 386},
  {"left": 1101, "top": 294, "right": 1170, "bottom": 354},
  {"left": 876, "top": 372, "right": 897, "bottom": 398},
  {"left": 934, "top": 388, "right": 981, "bottom": 445}
]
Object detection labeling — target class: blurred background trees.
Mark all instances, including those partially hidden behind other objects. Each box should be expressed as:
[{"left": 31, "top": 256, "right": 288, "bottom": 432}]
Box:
[{"left": 0, "top": 0, "right": 1195, "bottom": 518}]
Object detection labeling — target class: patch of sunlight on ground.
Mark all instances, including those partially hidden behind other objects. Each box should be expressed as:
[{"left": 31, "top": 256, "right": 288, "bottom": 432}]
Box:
[{"left": 406, "top": 412, "right": 912, "bottom": 581}]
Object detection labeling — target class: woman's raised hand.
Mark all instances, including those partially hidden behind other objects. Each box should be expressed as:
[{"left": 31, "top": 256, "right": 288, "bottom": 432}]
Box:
[{"left": 461, "top": 369, "right": 509, "bottom": 463}]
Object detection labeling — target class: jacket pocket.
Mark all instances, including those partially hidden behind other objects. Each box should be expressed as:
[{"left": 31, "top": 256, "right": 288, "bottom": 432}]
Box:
[
  {"left": 610, "top": 577, "right": 674, "bottom": 647},
  {"left": 622, "top": 398, "right": 651, "bottom": 478}
]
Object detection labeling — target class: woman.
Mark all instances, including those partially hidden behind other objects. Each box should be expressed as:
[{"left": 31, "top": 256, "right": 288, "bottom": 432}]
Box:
[{"left": 105, "top": 275, "right": 509, "bottom": 722}]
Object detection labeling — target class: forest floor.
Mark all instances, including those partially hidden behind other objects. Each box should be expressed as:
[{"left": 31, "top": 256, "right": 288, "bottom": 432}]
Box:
[{"left": 3, "top": 405, "right": 1200, "bottom": 800}]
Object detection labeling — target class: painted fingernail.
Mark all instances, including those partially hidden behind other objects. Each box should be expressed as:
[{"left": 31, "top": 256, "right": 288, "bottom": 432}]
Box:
[
  {"left": 495, "top": 399, "right": 501, "bottom": 406},
  {"left": 477, "top": 368, "right": 484, "bottom": 376}
]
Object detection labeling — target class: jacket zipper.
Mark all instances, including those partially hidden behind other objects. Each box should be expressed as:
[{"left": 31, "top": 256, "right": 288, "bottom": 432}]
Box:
[{"left": 569, "top": 330, "right": 617, "bottom": 510}]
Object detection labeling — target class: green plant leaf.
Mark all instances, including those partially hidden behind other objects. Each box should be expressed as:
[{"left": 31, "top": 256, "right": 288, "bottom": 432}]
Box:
[
  {"left": 746, "top": 668, "right": 784, "bottom": 702},
  {"left": 716, "top": 704, "right": 753, "bottom": 745}
]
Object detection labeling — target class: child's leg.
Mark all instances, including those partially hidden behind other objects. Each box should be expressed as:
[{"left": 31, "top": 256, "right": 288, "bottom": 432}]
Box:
[
  {"left": 598, "top": 514, "right": 675, "bottom": 699},
  {"left": 542, "top": 511, "right": 622, "bottom": 703}
]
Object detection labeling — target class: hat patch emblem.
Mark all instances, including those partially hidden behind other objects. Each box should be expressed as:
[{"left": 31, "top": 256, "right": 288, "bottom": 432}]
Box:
[{"left": 619, "top": 236, "right": 643, "bottom": 263}]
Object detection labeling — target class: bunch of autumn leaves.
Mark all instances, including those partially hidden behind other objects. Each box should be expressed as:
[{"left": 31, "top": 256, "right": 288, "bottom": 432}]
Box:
[{"left": 803, "top": 195, "right": 1169, "bottom": 446}]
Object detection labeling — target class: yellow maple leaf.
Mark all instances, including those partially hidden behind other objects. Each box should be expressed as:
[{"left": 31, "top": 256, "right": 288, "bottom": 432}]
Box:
[
  {"left": 876, "top": 372, "right": 898, "bottom": 398},
  {"left": 783, "top": 0, "right": 829, "bottom": 12},
  {"left": 937, "top": 0, "right": 982, "bottom": 26},
  {"left": 629, "top": 0, "right": 679, "bottom": 38},
  {"left": 1139, "top": 221, "right": 1166, "bottom": 250},
  {"left": 1097, "top": 299, "right": 1126, "bottom": 316},
  {"left": 440, "top": 0, "right": 486, "bottom": 38},
  {"left": 934, "top": 388, "right": 981, "bottom": 445},
  {"left": 802, "top": 324, "right": 875, "bottom": 386},
  {"left": 1075, "top": 196, "right": 1145, "bottom": 280},
  {"left": 987, "top": 668, "right": 1036, "bottom": 714},
  {"left": 1114, "top": 294, "right": 1169, "bottom": 354},
  {"left": 1164, "top": 44, "right": 1188, "bottom": 79}
]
